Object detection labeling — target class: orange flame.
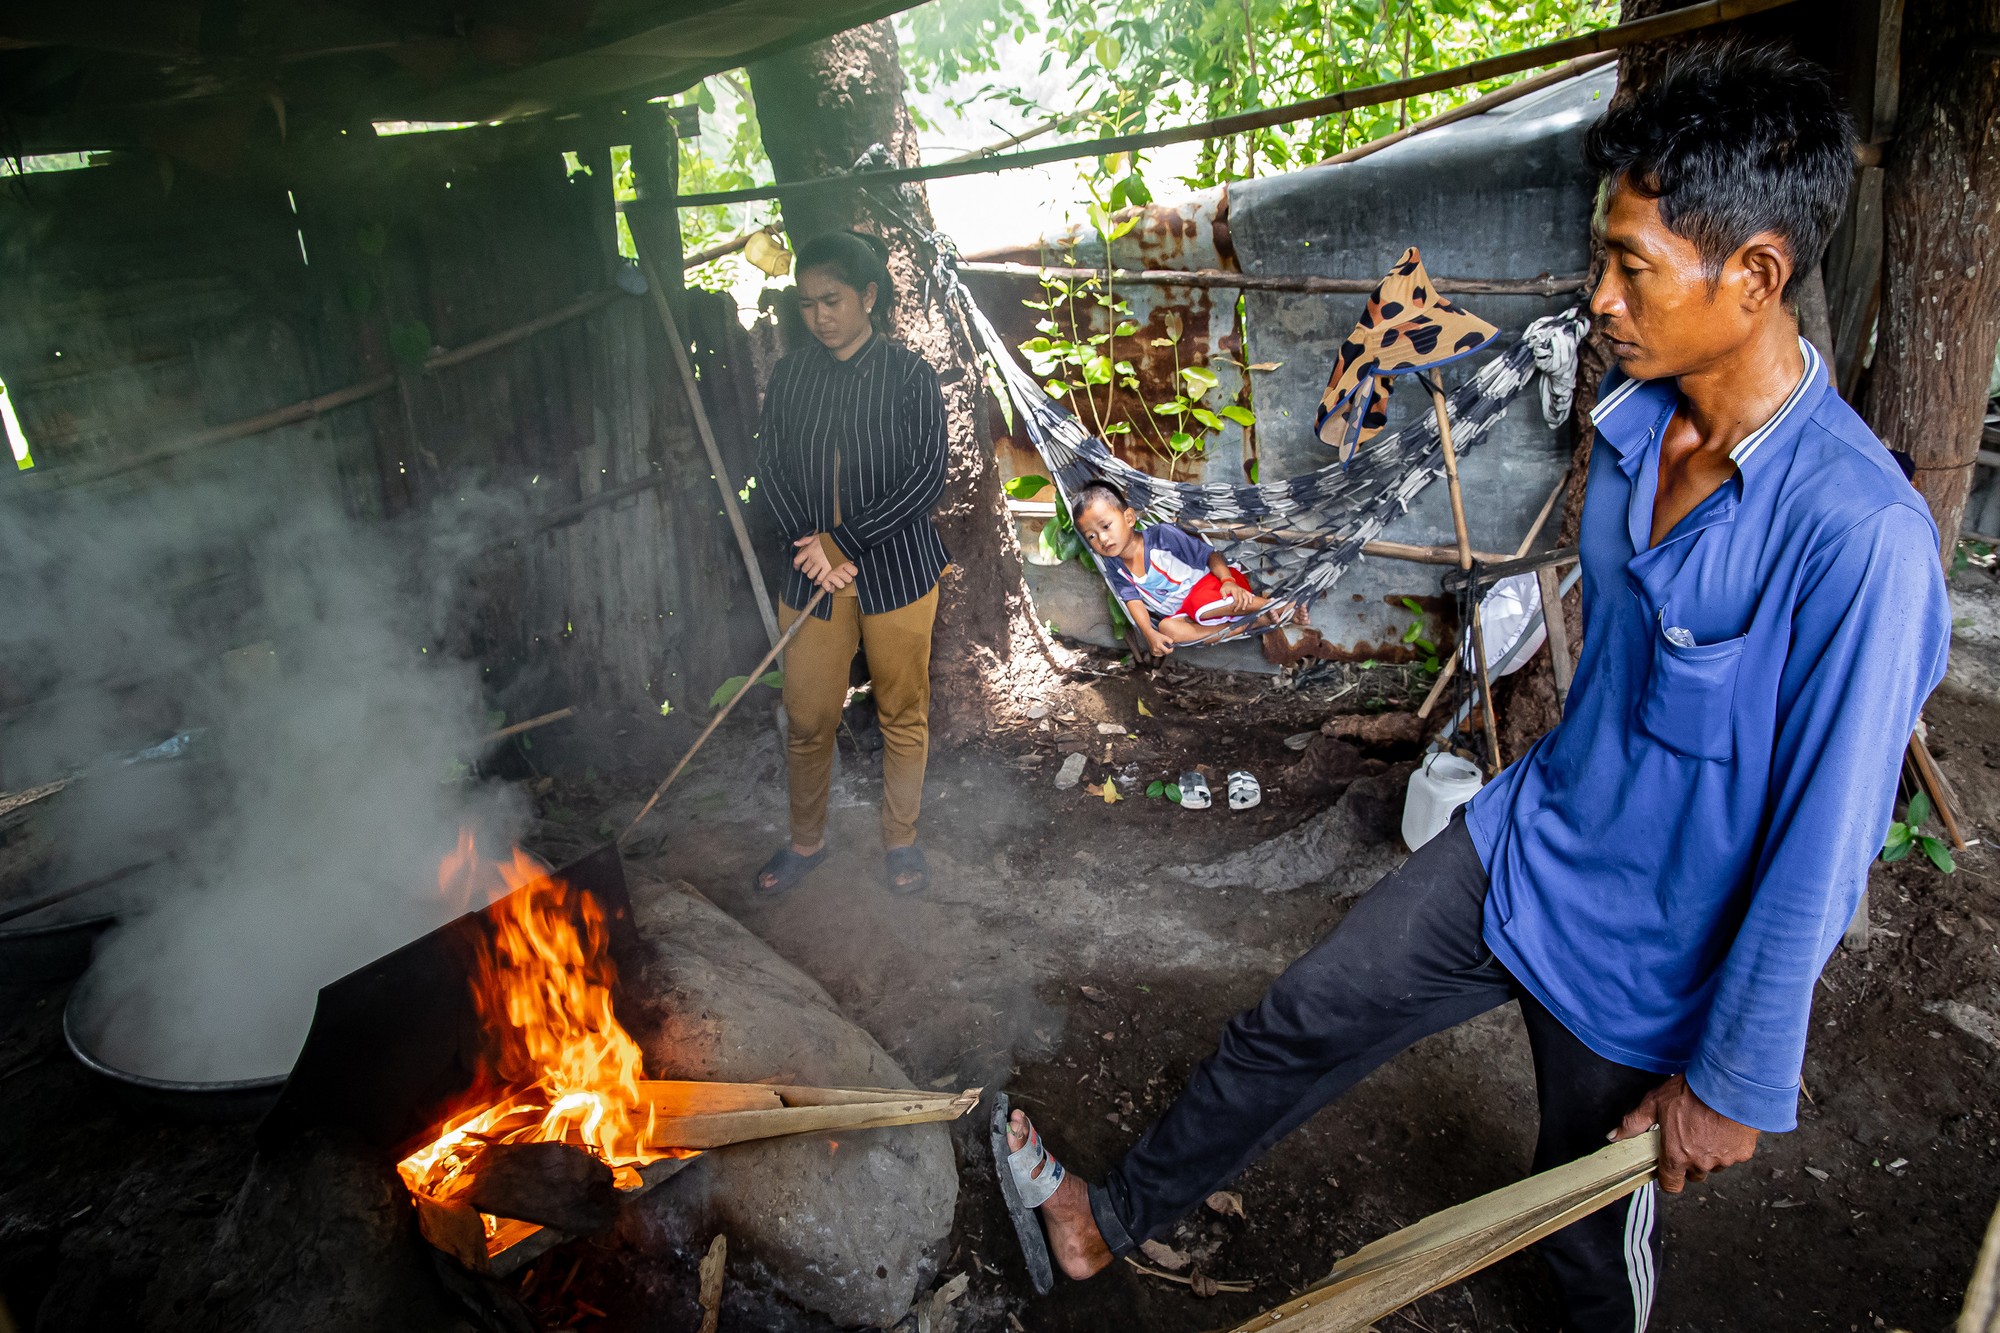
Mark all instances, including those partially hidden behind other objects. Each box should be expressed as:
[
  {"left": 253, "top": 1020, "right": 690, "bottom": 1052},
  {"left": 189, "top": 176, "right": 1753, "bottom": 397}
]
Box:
[{"left": 397, "top": 840, "right": 672, "bottom": 1215}]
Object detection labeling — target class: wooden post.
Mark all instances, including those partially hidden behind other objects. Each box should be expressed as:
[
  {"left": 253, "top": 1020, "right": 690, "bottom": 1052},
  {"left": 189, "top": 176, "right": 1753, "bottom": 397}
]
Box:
[
  {"left": 1425, "top": 377, "right": 1502, "bottom": 773},
  {"left": 1535, "top": 564, "right": 1574, "bottom": 710},
  {"left": 636, "top": 253, "right": 781, "bottom": 647},
  {"left": 624, "top": 104, "right": 687, "bottom": 319}
]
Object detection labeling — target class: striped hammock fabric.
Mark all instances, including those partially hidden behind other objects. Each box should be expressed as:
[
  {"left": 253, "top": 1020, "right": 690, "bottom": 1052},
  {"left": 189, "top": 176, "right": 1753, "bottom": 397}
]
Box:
[{"left": 958, "top": 284, "right": 1588, "bottom": 630}]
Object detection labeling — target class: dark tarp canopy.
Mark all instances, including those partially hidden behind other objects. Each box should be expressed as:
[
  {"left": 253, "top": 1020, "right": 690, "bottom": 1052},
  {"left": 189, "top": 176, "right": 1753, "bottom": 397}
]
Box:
[{"left": 0, "top": 0, "right": 918, "bottom": 154}]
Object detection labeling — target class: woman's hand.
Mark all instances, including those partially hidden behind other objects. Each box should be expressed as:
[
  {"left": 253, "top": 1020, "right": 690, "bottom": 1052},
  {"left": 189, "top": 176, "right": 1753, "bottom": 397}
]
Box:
[{"left": 794, "top": 534, "right": 833, "bottom": 583}]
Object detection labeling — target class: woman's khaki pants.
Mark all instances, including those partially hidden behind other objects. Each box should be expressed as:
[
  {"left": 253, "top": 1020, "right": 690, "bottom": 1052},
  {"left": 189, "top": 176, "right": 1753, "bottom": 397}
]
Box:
[{"left": 779, "top": 586, "right": 938, "bottom": 850}]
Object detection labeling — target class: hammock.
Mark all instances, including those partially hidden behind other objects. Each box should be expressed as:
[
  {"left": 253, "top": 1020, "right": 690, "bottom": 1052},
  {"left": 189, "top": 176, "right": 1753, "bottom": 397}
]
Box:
[{"left": 874, "top": 185, "right": 1589, "bottom": 644}]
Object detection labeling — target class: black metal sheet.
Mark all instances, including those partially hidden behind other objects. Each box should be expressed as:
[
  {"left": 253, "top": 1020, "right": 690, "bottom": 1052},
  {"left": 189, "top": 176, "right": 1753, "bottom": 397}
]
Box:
[{"left": 256, "top": 842, "right": 638, "bottom": 1158}]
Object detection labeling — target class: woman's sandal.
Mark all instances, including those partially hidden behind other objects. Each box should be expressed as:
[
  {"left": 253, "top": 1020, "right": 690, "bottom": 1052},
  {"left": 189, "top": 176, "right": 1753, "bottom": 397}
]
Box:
[
  {"left": 885, "top": 844, "right": 928, "bottom": 896},
  {"left": 753, "top": 845, "right": 827, "bottom": 896},
  {"left": 990, "top": 1092, "right": 1060, "bottom": 1295}
]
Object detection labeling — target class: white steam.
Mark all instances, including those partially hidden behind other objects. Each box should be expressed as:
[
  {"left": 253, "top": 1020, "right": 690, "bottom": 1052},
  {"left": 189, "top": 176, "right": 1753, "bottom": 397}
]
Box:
[{"left": 2, "top": 470, "right": 524, "bottom": 1082}]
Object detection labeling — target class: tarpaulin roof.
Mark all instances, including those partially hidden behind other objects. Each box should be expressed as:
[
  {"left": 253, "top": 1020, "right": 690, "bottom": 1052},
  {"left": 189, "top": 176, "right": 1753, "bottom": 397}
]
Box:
[{"left": 0, "top": 0, "right": 917, "bottom": 152}]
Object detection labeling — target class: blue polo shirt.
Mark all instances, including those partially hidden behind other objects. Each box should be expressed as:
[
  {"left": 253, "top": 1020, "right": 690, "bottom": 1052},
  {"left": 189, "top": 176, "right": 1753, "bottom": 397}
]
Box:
[{"left": 1466, "top": 338, "right": 1950, "bottom": 1133}]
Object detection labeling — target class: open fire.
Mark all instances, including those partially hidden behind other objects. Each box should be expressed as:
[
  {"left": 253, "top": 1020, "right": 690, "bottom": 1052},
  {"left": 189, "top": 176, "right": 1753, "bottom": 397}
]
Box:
[{"left": 396, "top": 836, "right": 684, "bottom": 1226}]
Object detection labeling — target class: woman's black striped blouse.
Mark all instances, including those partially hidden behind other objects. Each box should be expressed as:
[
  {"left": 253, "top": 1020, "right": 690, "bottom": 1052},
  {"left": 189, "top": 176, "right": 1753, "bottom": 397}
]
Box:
[{"left": 756, "top": 334, "right": 950, "bottom": 618}]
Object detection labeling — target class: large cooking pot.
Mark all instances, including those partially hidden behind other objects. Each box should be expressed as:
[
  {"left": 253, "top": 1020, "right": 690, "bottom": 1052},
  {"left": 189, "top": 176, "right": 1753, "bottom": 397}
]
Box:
[{"left": 62, "top": 993, "right": 288, "bottom": 1123}]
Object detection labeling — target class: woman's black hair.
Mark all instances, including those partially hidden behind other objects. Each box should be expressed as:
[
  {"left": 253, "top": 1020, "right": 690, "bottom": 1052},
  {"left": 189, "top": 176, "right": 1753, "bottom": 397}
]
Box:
[
  {"left": 796, "top": 230, "right": 897, "bottom": 326},
  {"left": 1583, "top": 41, "right": 1854, "bottom": 301}
]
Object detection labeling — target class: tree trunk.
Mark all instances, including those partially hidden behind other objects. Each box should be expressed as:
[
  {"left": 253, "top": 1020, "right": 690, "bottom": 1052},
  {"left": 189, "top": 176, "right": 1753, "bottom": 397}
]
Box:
[
  {"left": 749, "top": 20, "right": 1066, "bottom": 742},
  {"left": 1863, "top": 0, "right": 2000, "bottom": 559}
]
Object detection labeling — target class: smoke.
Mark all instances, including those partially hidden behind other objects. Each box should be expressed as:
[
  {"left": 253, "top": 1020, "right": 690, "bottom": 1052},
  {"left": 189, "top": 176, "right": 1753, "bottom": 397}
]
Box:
[{"left": 1, "top": 464, "right": 526, "bottom": 1082}]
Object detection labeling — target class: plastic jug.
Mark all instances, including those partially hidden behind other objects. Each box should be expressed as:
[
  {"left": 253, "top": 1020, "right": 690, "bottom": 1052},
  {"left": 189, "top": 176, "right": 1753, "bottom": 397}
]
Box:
[{"left": 1401, "top": 752, "right": 1483, "bottom": 850}]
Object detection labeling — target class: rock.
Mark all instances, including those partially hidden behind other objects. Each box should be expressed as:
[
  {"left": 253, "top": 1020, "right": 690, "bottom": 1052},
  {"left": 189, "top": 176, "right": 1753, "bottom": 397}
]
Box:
[
  {"left": 1280, "top": 737, "right": 1377, "bottom": 803},
  {"left": 1320, "top": 710, "right": 1428, "bottom": 748},
  {"left": 1054, "top": 753, "right": 1087, "bottom": 789},
  {"left": 622, "top": 879, "right": 956, "bottom": 1329},
  {"left": 98, "top": 1133, "right": 478, "bottom": 1333},
  {"left": 1175, "top": 770, "right": 1411, "bottom": 895}
]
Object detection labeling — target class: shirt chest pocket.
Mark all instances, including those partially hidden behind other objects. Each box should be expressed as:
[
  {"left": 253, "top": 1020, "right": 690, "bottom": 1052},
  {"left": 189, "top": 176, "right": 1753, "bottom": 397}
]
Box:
[{"left": 1636, "top": 609, "right": 1747, "bottom": 762}]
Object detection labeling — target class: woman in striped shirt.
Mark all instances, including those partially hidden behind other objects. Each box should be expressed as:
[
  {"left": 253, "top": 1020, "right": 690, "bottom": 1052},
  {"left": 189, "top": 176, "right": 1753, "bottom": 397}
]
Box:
[{"left": 754, "top": 231, "right": 950, "bottom": 898}]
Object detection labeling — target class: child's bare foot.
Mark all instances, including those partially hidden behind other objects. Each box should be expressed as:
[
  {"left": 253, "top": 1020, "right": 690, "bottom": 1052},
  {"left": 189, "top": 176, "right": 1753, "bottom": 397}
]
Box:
[{"left": 1007, "top": 1108, "right": 1114, "bottom": 1279}]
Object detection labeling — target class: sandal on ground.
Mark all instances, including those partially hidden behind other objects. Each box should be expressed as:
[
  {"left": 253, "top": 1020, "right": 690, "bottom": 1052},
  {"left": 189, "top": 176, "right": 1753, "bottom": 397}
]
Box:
[
  {"left": 991, "top": 1092, "right": 1061, "bottom": 1295},
  {"left": 1178, "top": 771, "right": 1212, "bottom": 810},
  {"left": 753, "top": 845, "right": 827, "bottom": 896},
  {"left": 1228, "top": 770, "right": 1262, "bottom": 810},
  {"left": 885, "top": 844, "right": 928, "bottom": 896}
]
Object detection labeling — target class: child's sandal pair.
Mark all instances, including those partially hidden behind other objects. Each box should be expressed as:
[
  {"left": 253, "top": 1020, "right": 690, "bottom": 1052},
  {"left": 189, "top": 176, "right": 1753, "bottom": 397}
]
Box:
[{"left": 1178, "top": 769, "right": 1260, "bottom": 811}]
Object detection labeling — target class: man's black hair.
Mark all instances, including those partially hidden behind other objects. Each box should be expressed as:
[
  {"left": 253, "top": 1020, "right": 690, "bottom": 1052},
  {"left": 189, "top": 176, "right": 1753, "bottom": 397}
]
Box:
[
  {"left": 1072, "top": 480, "right": 1129, "bottom": 514},
  {"left": 1584, "top": 41, "right": 1855, "bottom": 299}
]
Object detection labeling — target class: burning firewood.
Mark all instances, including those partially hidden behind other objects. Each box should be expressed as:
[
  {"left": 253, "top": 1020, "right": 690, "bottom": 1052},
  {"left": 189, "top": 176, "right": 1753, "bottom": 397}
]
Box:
[{"left": 465, "top": 1140, "right": 624, "bottom": 1234}]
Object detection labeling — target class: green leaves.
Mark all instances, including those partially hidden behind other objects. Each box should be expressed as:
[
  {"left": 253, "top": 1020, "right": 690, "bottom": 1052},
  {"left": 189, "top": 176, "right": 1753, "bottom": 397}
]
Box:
[
  {"left": 709, "top": 670, "right": 785, "bottom": 711},
  {"left": 1144, "top": 779, "right": 1183, "bottom": 802},
  {"left": 1881, "top": 789, "right": 1955, "bottom": 873},
  {"left": 389, "top": 319, "right": 433, "bottom": 369},
  {"left": 1005, "top": 474, "right": 1052, "bottom": 499},
  {"left": 1179, "top": 364, "right": 1220, "bottom": 393}
]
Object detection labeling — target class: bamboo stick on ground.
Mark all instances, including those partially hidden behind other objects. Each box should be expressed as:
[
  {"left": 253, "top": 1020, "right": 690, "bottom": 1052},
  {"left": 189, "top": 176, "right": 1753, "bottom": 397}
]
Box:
[
  {"left": 1224, "top": 1131, "right": 1661, "bottom": 1333},
  {"left": 620, "top": 587, "right": 826, "bottom": 844}
]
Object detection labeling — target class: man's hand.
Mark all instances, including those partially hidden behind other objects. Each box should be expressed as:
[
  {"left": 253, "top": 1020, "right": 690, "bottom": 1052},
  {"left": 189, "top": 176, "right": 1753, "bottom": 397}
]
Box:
[
  {"left": 1143, "top": 628, "right": 1176, "bottom": 657},
  {"left": 821, "top": 560, "right": 858, "bottom": 592},
  {"left": 1611, "top": 1073, "right": 1759, "bottom": 1193}
]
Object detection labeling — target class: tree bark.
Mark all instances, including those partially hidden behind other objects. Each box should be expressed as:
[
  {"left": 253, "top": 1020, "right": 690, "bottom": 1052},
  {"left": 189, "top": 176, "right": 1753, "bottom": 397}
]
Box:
[
  {"left": 749, "top": 20, "right": 1065, "bottom": 742},
  {"left": 1863, "top": 0, "right": 2000, "bottom": 559}
]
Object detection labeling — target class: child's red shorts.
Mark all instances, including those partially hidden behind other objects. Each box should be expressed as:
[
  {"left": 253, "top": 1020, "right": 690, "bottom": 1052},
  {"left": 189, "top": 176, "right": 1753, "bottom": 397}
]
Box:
[{"left": 1173, "top": 567, "right": 1255, "bottom": 626}]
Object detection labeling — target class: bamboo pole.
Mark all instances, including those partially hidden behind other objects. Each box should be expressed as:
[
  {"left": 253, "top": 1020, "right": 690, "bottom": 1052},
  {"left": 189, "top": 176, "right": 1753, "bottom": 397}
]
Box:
[
  {"left": 673, "top": 0, "right": 1806, "bottom": 209},
  {"left": 1424, "top": 377, "right": 1501, "bottom": 773},
  {"left": 1317, "top": 52, "right": 1618, "bottom": 166},
  {"left": 620, "top": 587, "right": 826, "bottom": 844},
  {"left": 961, "top": 261, "right": 1586, "bottom": 298},
  {"left": 478, "top": 707, "right": 574, "bottom": 745},
  {"left": 45, "top": 287, "right": 629, "bottom": 486},
  {"left": 635, "top": 253, "right": 780, "bottom": 647},
  {"left": 1418, "top": 471, "right": 1566, "bottom": 719},
  {"left": 1224, "top": 1132, "right": 1660, "bottom": 1333}
]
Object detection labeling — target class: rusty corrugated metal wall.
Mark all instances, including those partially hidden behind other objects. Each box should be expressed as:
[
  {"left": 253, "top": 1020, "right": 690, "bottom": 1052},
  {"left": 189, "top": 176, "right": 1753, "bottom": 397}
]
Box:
[{"left": 975, "top": 66, "right": 1612, "bottom": 666}]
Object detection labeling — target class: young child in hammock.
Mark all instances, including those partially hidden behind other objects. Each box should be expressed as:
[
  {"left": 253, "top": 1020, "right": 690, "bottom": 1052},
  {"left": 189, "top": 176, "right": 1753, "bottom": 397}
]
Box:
[{"left": 1071, "top": 481, "right": 1290, "bottom": 657}]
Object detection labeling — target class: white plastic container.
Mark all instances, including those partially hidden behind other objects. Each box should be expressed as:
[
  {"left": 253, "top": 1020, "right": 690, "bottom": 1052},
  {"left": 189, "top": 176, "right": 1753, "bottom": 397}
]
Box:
[{"left": 1401, "top": 752, "right": 1483, "bottom": 851}]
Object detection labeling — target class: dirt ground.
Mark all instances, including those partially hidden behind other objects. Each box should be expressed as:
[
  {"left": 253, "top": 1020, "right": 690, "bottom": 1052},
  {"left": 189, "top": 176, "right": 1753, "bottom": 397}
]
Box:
[{"left": 3, "top": 584, "right": 2000, "bottom": 1331}]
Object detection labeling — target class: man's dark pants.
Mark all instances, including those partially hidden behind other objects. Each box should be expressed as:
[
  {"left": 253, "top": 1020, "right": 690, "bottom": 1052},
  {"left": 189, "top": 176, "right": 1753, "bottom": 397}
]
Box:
[{"left": 1086, "top": 811, "right": 1664, "bottom": 1333}]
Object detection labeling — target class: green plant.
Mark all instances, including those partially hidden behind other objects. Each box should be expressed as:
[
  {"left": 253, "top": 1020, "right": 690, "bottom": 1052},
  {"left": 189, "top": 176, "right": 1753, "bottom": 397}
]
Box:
[
  {"left": 1018, "top": 225, "right": 1254, "bottom": 479},
  {"left": 1882, "top": 790, "right": 1955, "bottom": 873},
  {"left": 1145, "top": 778, "right": 1184, "bottom": 802},
  {"left": 1399, "top": 597, "right": 1441, "bottom": 673},
  {"left": 903, "top": 0, "right": 1615, "bottom": 195},
  {"left": 709, "top": 670, "right": 785, "bottom": 710}
]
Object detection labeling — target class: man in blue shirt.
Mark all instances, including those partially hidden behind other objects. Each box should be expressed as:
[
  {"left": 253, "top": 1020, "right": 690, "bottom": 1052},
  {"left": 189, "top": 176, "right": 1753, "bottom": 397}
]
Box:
[{"left": 998, "top": 43, "right": 1952, "bottom": 1331}]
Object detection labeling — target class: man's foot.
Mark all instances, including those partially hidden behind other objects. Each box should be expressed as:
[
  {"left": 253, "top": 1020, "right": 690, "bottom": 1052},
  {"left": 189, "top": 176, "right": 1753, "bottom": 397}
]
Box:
[{"left": 1007, "top": 1108, "right": 1114, "bottom": 1280}]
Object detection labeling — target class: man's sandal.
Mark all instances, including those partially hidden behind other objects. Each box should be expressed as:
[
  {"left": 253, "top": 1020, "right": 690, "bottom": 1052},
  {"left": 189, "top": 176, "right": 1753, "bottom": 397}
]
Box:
[
  {"left": 885, "top": 844, "right": 928, "bottom": 896},
  {"left": 1178, "top": 771, "right": 1213, "bottom": 810},
  {"left": 991, "top": 1092, "right": 1061, "bottom": 1295},
  {"left": 753, "top": 845, "right": 827, "bottom": 896},
  {"left": 1227, "top": 769, "right": 1262, "bottom": 810}
]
